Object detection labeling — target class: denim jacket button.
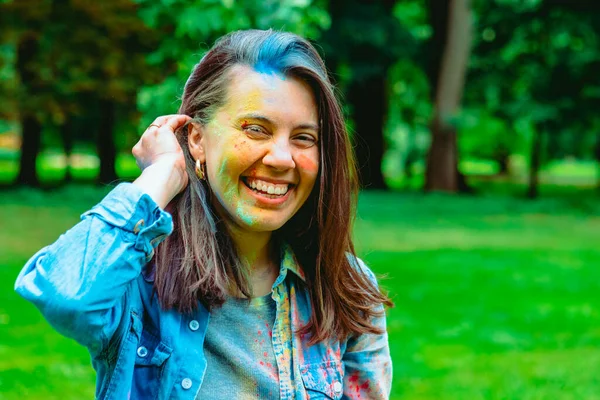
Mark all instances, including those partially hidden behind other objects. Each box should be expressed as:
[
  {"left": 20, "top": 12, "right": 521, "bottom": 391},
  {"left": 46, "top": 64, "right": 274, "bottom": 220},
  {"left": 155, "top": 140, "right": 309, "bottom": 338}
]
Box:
[
  {"left": 181, "top": 378, "right": 193, "bottom": 390},
  {"left": 189, "top": 320, "right": 200, "bottom": 331},
  {"left": 333, "top": 381, "right": 343, "bottom": 394},
  {"left": 136, "top": 346, "right": 148, "bottom": 358}
]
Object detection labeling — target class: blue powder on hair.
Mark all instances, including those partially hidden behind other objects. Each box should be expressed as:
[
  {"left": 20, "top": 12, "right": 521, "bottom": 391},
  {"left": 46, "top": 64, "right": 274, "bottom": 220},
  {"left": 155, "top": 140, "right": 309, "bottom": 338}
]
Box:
[
  {"left": 253, "top": 60, "right": 283, "bottom": 77},
  {"left": 253, "top": 35, "right": 290, "bottom": 76}
]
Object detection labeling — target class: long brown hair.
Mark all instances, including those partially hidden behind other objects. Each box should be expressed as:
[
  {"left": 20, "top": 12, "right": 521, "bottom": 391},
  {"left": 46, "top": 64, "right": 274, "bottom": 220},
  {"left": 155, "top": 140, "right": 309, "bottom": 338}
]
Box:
[{"left": 154, "top": 29, "right": 392, "bottom": 344}]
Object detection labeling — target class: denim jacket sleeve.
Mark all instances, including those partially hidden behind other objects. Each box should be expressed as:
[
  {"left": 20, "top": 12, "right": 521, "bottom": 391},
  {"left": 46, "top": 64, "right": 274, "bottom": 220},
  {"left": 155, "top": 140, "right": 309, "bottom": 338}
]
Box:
[
  {"left": 342, "top": 259, "right": 392, "bottom": 399},
  {"left": 14, "top": 183, "right": 173, "bottom": 355}
]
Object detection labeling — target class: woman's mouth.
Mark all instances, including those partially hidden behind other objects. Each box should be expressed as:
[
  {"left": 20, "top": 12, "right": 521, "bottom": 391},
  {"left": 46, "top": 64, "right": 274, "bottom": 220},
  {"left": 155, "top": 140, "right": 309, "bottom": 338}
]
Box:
[{"left": 241, "top": 177, "right": 293, "bottom": 199}]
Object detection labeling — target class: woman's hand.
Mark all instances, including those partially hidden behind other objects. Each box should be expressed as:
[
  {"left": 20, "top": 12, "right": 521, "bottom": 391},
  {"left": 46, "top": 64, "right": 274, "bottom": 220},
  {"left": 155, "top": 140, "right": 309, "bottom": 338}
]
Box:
[{"left": 132, "top": 114, "right": 192, "bottom": 209}]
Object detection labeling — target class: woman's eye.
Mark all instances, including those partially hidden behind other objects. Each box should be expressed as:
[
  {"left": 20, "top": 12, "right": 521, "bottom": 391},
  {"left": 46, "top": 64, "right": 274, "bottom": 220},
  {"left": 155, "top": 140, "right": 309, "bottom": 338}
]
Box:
[
  {"left": 243, "top": 124, "right": 268, "bottom": 136},
  {"left": 293, "top": 134, "right": 318, "bottom": 147}
]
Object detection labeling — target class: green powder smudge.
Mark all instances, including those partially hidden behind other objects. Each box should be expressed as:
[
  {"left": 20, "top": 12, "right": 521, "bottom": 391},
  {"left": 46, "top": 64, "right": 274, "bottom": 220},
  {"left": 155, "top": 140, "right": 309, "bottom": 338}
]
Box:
[{"left": 236, "top": 203, "right": 259, "bottom": 226}]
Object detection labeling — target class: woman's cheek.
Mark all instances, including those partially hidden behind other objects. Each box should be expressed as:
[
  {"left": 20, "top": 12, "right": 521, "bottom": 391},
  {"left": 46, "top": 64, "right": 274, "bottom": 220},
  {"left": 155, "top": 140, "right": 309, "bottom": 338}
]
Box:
[{"left": 296, "top": 153, "right": 319, "bottom": 176}]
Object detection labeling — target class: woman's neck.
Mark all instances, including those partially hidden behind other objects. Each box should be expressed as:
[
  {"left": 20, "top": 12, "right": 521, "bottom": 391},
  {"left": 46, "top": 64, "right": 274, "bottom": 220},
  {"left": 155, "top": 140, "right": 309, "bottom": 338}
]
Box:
[{"left": 227, "top": 227, "right": 279, "bottom": 297}]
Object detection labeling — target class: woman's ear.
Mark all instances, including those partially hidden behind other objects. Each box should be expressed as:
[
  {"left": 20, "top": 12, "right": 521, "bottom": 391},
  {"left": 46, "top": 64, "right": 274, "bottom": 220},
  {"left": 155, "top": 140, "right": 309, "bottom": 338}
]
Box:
[{"left": 187, "top": 122, "right": 206, "bottom": 162}]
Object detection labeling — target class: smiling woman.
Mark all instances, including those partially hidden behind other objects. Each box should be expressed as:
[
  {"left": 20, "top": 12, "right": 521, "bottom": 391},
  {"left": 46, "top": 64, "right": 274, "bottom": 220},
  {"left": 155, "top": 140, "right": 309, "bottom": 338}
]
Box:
[
  {"left": 15, "top": 30, "right": 392, "bottom": 400},
  {"left": 190, "top": 66, "right": 320, "bottom": 235}
]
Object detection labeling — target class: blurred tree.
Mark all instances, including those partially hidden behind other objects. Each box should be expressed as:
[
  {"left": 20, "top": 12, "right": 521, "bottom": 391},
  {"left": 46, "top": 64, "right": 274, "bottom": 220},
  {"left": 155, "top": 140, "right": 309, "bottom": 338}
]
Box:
[
  {"left": 458, "top": 109, "right": 512, "bottom": 174},
  {"left": 133, "top": 0, "right": 330, "bottom": 132},
  {"left": 321, "top": 0, "right": 415, "bottom": 189},
  {"left": 15, "top": 32, "right": 44, "bottom": 186},
  {"left": 596, "top": 132, "right": 600, "bottom": 190},
  {"left": 1, "top": 0, "right": 164, "bottom": 185},
  {"left": 424, "top": 0, "right": 473, "bottom": 192},
  {"left": 51, "top": 0, "right": 162, "bottom": 183},
  {"left": 384, "top": 1, "right": 432, "bottom": 187},
  {"left": 387, "top": 58, "right": 431, "bottom": 184},
  {"left": 467, "top": 0, "right": 600, "bottom": 197},
  {"left": 2, "top": 0, "right": 331, "bottom": 185},
  {"left": 0, "top": 1, "right": 52, "bottom": 186}
]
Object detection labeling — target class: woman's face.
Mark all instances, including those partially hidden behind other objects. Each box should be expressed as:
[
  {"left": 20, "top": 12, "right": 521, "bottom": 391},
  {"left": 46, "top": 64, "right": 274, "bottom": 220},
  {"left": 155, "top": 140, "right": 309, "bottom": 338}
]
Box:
[{"left": 190, "top": 65, "right": 320, "bottom": 233}]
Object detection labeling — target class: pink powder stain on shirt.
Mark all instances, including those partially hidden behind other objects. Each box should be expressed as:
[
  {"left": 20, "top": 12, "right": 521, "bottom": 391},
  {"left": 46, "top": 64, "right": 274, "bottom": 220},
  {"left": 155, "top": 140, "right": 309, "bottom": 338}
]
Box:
[
  {"left": 346, "top": 372, "right": 373, "bottom": 399},
  {"left": 264, "top": 361, "right": 278, "bottom": 380}
]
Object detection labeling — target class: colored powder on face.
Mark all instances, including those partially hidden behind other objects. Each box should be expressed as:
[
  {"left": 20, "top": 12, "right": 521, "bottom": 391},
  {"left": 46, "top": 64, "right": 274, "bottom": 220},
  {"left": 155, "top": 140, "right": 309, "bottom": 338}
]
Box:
[
  {"left": 236, "top": 203, "right": 259, "bottom": 226},
  {"left": 221, "top": 182, "right": 238, "bottom": 208},
  {"left": 218, "top": 157, "right": 228, "bottom": 177},
  {"left": 295, "top": 153, "right": 319, "bottom": 174},
  {"left": 241, "top": 88, "right": 264, "bottom": 113},
  {"left": 207, "top": 118, "right": 223, "bottom": 135},
  {"left": 213, "top": 156, "right": 240, "bottom": 223}
]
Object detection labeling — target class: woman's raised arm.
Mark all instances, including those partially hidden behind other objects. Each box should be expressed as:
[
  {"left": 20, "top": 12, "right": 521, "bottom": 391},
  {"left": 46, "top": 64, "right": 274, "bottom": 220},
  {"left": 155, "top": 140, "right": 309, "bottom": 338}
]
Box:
[{"left": 14, "top": 115, "right": 190, "bottom": 355}]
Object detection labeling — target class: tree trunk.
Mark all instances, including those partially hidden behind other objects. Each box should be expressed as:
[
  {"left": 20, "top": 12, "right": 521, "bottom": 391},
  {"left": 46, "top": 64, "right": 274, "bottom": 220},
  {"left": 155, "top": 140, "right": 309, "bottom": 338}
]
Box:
[
  {"left": 325, "top": 0, "right": 394, "bottom": 190},
  {"left": 497, "top": 160, "right": 509, "bottom": 175},
  {"left": 62, "top": 117, "right": 75, "bottom": 183},
  {"left": 97, "top": 99, "right": 117, "bottom": 184},
  {"left": 425, "top": 117, "right": 458, "bottom": 190},
  {"left": 15, "top": 32, "right": 42, "bottom": 187},
  {"left": 595, "top": 132, "right": 600, "bottom": 190},
  {"left": 347, "top": 75, "right": 387, "bottom": 189},
  {"left": 493, "top": 147, "right": 511, "bottom": 175},
  {"left": 527, "top": 129, "right": 543, "bottom": 199},
  {"left": 17, "top": 115, "right": 42, "bottom": 186},
  {"left": 424, "top": 0, "right": 473, "bottom": 192}
]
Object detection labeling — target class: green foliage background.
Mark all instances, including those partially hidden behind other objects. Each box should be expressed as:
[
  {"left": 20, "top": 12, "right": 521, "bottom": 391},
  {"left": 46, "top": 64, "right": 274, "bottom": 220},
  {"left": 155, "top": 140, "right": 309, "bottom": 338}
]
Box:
[
  {"left": 1, "top": 186, "right": 599, "bottom": 399},
  {"left": 0, "top": 0, "right": 599, "bottom": 398}
]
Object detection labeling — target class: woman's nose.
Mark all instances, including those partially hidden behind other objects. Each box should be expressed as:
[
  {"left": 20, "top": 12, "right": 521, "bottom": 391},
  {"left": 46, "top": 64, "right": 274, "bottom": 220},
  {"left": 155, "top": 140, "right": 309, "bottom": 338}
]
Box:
[{"left": 262, "top": 140, "right": 295, "bottom": 170}]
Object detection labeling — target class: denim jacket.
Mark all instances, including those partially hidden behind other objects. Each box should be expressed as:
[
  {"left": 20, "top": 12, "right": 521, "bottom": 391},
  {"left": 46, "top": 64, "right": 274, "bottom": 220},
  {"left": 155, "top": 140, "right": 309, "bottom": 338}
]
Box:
[{"left": 15, "top": 183, "right": 392, "bottom": 399}]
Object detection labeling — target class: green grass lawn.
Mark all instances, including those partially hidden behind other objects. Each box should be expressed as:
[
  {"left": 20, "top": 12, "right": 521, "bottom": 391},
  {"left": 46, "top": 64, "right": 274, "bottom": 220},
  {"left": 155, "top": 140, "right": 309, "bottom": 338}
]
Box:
[{"left": 0, "top": 185, "right": 599, "bottom": 399}]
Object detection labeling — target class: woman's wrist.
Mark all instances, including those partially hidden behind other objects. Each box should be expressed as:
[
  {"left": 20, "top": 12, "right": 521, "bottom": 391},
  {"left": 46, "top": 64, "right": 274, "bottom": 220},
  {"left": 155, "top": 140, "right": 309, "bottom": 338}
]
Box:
[{"left": 132, "top": 157, "right": 188, "bottom": 209}]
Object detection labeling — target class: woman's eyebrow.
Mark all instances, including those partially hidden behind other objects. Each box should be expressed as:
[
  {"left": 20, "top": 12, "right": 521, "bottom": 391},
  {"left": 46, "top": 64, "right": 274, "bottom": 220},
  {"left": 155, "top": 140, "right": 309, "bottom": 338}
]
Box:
[
  {"left": 295, "top": 123, "right": 319, "bottom": 132},
  {"left": 238, "top": 113, "right": 273, "bottom": 125},
  {"left": 238, "top": 113, "right": 319, "bottom": 132}
]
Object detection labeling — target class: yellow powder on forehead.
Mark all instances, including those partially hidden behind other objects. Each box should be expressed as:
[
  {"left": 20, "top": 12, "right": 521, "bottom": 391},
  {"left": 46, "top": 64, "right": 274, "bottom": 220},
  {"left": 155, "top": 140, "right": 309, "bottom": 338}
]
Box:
[
  {"left": 244, "top": 88, "right": 263, "bottom": 109},
  {"left": 229, "top": 87, "right": 264, "bottom": 115}
]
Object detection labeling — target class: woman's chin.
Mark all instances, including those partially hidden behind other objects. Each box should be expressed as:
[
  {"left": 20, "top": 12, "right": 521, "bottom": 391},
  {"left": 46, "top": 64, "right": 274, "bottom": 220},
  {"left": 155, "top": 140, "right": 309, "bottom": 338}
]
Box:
[{"left": 238, "top": 218, "right": 287, "bottom": 233}]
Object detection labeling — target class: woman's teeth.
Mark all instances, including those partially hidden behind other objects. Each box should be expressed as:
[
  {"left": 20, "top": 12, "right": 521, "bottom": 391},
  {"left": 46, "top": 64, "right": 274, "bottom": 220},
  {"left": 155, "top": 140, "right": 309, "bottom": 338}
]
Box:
[{"left": 246, "top": 178, "right": 289, "bottom": 195}]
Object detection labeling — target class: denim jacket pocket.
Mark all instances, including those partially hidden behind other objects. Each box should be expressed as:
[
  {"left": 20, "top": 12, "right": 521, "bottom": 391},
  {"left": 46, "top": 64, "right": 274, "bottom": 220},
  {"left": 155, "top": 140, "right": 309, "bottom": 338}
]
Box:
[
  {"left": 300, "top": 361, "right": 344, "bottom": 400},
  {"left": 131, "top": 314, "right": 173, "bottom": 399}
]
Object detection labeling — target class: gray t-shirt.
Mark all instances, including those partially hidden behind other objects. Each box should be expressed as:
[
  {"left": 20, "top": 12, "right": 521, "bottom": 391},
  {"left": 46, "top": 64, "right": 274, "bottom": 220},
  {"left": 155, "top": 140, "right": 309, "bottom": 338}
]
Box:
[{"left": 196, "top": 294, "right": 279, "bottom": 399}]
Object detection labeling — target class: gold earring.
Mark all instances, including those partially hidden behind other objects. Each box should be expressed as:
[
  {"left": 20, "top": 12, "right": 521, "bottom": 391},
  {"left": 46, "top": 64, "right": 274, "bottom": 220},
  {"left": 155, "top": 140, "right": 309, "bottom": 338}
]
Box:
[{"left": 195, "top": 159, "right": 206, "bottom": 180}]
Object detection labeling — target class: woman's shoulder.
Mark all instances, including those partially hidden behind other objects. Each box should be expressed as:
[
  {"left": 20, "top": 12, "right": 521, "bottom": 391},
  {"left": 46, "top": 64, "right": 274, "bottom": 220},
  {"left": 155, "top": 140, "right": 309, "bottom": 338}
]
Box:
[{"left": 346, "top": 253, "right": 379, "bottom": 286}]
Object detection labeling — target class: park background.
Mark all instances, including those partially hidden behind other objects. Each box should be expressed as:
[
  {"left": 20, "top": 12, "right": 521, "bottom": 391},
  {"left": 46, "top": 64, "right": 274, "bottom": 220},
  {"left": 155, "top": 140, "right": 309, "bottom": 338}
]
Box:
[{"left": 0, "top": 0, "right": 599, "bottom": 399}]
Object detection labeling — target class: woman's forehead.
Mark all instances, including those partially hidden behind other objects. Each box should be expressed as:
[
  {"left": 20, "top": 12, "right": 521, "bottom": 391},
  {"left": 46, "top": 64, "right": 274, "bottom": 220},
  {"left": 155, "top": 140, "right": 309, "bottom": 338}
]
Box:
[{"left": 219, "top": 65, "right": 319, "bottom": 124}]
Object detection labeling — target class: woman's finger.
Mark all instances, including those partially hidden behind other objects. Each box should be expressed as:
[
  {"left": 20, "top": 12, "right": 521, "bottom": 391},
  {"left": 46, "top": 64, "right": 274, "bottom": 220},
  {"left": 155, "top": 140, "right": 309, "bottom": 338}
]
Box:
[
  {"left": 133, "top": 114, "right": 191, "bottom": 171},
  {"left": 162, "top": 114, "right": 192, "bottom": 132},
  {"left": 148, "top": 114, "right": 181, "bottom": 130},
  {"left": 146, "top": 114, "right": 190, "bottom": 132}
]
